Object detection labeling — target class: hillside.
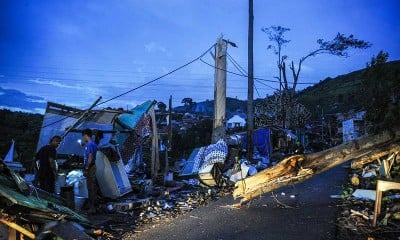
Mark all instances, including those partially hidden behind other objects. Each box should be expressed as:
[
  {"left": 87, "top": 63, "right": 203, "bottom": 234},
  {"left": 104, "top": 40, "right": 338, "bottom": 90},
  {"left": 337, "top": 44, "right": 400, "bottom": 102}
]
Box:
[
  {"left": 173, "top": 60, "right": 400, "bottom": 120},
  {"left": 174, "top": 97, "right": 247, "bottom": 117},
  {"left": 0, "top": 109, "right": 43, "bottom": 165},
  {"left": 297, "top": 60, "right": 400, "bottom": 119}
]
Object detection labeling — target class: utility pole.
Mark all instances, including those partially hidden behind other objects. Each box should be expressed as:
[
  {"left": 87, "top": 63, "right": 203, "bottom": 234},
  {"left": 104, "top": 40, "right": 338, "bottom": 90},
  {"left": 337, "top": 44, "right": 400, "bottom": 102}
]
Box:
[
  {"left": 164, "top": 95, "right": 172, "bottom": 176},
  {"left": 247, "top": 0, "right": 254, "bottom": 161},
  {"left": 212, "top": 37, "right": 227, "bottom": 143}
]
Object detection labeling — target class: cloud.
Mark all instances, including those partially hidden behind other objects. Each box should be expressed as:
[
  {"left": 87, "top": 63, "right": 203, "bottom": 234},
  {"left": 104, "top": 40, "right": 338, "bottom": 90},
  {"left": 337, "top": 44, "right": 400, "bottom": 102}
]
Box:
[
  {"left": 26, "top": 98, "right": 47, "bottom": 103},
  {"left": 29, "top": 79, "right": 83, "bottom": 90},
  {"left": 144, "top": 42, "right": 167, "bottom": 53},
  {"left": 28, "top": 78, "right": 105, "bottom": 102}
]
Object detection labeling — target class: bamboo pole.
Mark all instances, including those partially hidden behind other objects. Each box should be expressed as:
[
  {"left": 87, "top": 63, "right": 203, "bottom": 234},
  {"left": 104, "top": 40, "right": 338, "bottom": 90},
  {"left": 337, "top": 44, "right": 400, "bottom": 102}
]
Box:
[{"left": 0, "top": 219, "right": 36, "bottom": 239}]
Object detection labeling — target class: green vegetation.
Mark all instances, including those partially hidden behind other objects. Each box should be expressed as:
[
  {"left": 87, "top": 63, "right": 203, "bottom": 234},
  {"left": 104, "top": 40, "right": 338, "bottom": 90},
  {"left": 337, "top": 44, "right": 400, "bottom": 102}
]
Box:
[
  {"left": 297, "top": 60, "right": 400, "bottom": 121},
  {"left": 0, "top": 109, "right": 43, "bottom": 164}
]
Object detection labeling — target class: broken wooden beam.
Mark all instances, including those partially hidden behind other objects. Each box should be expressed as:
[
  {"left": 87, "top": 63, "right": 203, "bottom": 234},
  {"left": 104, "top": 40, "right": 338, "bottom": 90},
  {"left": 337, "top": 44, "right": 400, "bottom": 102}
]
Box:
[
  {"left": 233, "top": 130, "right": 400, "bottom": 206},
  {"left": 350, "top": 144, "right": 400, "bottom": 169}
]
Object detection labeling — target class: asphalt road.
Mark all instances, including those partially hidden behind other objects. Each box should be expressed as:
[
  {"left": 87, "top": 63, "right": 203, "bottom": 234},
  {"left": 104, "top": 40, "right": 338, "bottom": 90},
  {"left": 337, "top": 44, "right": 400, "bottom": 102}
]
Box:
[{"left": 122, "top": 163, "right": 350, "bottom": 240}]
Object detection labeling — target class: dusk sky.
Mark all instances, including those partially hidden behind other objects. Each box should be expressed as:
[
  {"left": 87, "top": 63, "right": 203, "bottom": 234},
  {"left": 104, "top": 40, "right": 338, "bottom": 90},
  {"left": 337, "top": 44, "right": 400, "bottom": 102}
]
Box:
[{"left": 1, "top": 0, "right": 399, "bottom": 113}]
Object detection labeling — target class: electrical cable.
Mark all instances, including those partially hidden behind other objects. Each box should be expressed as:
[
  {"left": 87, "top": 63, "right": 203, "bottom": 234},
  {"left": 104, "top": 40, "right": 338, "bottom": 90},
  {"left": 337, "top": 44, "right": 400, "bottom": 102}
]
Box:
[
  {"left": 255, "top": 79, "right": 280, "bottom": 91},
  {"left": 227, "top": 53, "right": 261, "bottom": 98},
  {"left": 41, "top": 43, "right": 216, "bottom": 129},
  {"left": 201, "top": 56, "right": 316, "bottom": 85},
  {"left": 254, "top": 84, "right": 261, "bottom": 98},
  {"left": 227, "top": 53, "right": 248, "bottom": 75}
]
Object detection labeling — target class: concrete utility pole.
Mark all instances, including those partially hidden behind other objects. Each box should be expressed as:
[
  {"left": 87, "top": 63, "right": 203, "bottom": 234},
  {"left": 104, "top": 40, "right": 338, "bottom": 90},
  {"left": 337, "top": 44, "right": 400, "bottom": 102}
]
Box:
[
  {"left": 212, "top": 37, "right": 227, "bottom": 143},
  {"left": 247, "top": 0, "right": 254, "bottom": 161}
]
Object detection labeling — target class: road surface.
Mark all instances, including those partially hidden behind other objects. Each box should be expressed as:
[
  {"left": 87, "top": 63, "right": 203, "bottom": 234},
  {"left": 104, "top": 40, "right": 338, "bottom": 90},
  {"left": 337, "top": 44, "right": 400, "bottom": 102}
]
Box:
[{"left": 122, "top": 163, "right": 349, "bottom": 240}]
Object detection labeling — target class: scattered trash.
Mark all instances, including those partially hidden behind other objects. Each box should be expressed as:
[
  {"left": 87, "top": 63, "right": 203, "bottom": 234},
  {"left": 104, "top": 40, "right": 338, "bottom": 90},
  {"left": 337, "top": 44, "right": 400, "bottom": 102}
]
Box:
[
  {"left": 352, "top": 189, "right": 376, "bottom": 201},
  {"left": 337, "top": 152, "right": 400, "bottom": 240},
  {"left": 350, "top": 174, "right": 360, "bottom": 186},
  {"left": 229, "top": 164, "right": 249, "bottom": 183},
  {"left": 329, "top": 194, "right": 341, "bottom": 199},
  {"left": 362, "top": 170, "right": 377, "bottom": 178}
]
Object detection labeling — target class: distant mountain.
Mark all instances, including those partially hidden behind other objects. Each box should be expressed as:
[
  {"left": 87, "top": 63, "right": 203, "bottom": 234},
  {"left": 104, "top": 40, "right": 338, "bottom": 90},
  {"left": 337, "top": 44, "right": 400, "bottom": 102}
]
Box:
[
  {"left": 174, "top": 97, "right": 247, "bottom": 119},
  {"left": 0, "top": 87, "right": 46, "bottom": 113}
]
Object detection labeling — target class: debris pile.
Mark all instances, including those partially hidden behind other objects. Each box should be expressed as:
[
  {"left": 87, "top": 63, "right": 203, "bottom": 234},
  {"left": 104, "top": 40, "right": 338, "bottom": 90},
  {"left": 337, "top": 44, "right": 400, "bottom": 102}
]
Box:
[
  {"left": 0, "top": 160, "right": 99, "bottom": 240},
  {"left": 91, "top": 180, "right": 227, "bottom": 238},
  {"left": 336, "top": 153, "right": 400, "bottom": 240}
]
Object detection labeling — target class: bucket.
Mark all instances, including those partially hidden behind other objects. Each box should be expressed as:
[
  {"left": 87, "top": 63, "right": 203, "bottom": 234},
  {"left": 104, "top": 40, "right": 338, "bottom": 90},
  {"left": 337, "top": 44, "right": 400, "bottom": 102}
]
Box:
[
  {"left": 60, "top": 186, "right": 75, "bottom": 210},
  {"left": 73, "top": 177, "right": 88, "bottom": 198},
  {"left": 165, "top": 172, "right": 173, "bottom": 182},
  {"left": 55, "top": 173, "right": 66, "bottom": 194},
  {"left": 144, "top": 179, "right": 153, "bottom": 194},
  {"left": 74, "top": 196, "right": 87, "bottom": 211}
]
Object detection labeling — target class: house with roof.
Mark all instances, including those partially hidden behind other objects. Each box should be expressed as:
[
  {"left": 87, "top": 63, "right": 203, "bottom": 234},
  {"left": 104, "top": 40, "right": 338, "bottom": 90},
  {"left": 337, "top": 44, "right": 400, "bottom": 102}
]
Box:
[{"left": 226, "top": 114, "right": 246, "bottom": 129}]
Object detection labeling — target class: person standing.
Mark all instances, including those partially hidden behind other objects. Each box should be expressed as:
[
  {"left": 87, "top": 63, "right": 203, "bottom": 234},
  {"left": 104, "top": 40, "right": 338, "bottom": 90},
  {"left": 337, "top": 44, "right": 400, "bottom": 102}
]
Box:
[
  {"left": 82, "top": 128, "right": 97, "bottom": 214},
  {"left": 36, "top": 136, "right": 61, "bottom": 193}
]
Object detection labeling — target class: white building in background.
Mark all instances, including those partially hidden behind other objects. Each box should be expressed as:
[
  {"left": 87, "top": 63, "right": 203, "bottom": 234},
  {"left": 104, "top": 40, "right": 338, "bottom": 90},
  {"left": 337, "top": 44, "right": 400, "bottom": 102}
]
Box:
[
  {"left": 226, "top": 115, "right": 246, "bottom": 129},
  {"left": 342, "top": 110, "right": 366, "bottom": 143}
]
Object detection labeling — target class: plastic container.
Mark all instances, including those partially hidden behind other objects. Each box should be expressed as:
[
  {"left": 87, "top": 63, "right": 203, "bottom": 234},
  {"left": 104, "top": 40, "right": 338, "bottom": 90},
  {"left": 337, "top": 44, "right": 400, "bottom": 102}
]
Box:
[
  {"left": 60, "top": 186, "right": 75, "bottom": 210},
  {"left": 74, "top": 196, "right": 87, "bottom": 211}
]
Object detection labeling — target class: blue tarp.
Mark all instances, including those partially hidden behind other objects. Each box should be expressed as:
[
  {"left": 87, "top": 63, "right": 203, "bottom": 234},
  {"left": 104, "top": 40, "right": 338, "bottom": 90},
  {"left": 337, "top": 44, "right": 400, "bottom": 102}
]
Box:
[
  {"left": 114, "top": 100, "right": 155, "bottom": 145},
  {"left": 240, "top": 128, "right": 272, "bottom": 159}
]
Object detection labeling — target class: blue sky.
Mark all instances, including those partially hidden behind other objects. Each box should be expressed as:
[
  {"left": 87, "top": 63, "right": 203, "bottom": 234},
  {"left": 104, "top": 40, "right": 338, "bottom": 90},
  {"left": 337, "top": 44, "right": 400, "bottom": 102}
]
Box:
[{"left": 1, "top": 0, "right": 399, "bottom": 113}]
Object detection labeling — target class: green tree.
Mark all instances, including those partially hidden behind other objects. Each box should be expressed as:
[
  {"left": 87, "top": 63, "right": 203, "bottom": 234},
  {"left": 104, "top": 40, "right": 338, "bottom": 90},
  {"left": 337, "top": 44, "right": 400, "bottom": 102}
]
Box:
[{"left": 362, "top": 51, "right": 400, "bottom": 133}]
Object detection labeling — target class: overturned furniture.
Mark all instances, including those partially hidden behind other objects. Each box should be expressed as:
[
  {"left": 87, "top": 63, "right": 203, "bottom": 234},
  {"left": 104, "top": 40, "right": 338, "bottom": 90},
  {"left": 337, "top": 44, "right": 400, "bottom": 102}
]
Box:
[
  {"left": 179, "top": 140, "right": 227, "bottom": 187},
  {"left": 96, "top": 149, "right": 131, "bottom": 199},
  {"left": 373, "top": 179, "right": 400, "bottom": 226}
]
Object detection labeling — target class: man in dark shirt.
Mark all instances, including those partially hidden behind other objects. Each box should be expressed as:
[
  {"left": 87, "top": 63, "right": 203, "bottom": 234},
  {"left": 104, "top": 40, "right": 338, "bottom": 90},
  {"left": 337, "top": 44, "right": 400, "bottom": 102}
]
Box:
[{"left": 36, "top": 136, "right": 61, "bottom": 193}]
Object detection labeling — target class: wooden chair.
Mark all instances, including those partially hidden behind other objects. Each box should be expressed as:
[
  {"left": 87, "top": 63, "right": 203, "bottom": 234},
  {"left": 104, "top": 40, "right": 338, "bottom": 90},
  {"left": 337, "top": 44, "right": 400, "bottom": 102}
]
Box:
[{"left": 373, "top": 180, "right": 400, "bottom": 226}]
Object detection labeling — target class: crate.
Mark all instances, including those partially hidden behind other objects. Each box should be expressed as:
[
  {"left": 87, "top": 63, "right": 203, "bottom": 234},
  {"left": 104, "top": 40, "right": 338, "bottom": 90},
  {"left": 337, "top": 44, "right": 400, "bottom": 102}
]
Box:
[{"left": 198, "top": 163, "right": 222, "bottom": 187}]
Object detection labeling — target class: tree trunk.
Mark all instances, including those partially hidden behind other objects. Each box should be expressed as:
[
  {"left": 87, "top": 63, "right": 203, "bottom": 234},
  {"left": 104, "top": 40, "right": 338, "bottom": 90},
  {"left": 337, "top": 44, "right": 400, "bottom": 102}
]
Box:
[{"left": 233, "top": 130, "right": 400, "bottom": 206}]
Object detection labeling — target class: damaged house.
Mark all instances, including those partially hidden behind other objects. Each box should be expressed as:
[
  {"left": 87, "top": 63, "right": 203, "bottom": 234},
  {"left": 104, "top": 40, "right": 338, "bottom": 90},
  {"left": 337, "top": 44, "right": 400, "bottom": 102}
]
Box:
[
  {"left": 36, "top": 100, "right": 160, "bottom": 199},
  {"left": 0, "top": 99, "right": 161, "bottom": 239}
]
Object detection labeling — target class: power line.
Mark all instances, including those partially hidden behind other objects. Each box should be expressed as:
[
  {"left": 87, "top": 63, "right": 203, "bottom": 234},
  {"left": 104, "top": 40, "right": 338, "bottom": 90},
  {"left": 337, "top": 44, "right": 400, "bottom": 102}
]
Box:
[
  {"left": 98, "top": 44, "right": 215, "bottom": 106},
  {"left": 0, "top": 67, "right": 216, "bottom": 79},
  {"left": 227, "top": 53, "right": 247, "bottom": 75},
  {"left": 254, "top": 83, "right": 261, "bottom": 98},
  {"left": 255, "top": 79, "right": 280, "bottom": 91},
  {"left": 201, "top": 55, "right": 317, "bottom": 86},
  {"left": 42, "top": 43, "right": 216, "bottom": 129}
]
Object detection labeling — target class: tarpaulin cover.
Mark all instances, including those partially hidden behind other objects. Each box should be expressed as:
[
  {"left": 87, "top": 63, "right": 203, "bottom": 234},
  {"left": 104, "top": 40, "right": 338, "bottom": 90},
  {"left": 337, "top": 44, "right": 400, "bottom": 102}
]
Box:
[
  {"left": 240, "top": 128, "right": 272, "bottom": 159},
  {"left": 114, "top": 100, "right": 155, "bottom": 145},
  {"left": 37, "top": 112, "right": 114, "bottom": 156}
]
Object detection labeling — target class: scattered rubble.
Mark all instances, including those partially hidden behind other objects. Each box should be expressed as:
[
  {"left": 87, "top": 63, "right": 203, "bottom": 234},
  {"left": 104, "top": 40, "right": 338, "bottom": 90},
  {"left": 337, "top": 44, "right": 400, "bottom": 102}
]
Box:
[{"left": 336, "top": 153, "right": 400, "bottom": 240}]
